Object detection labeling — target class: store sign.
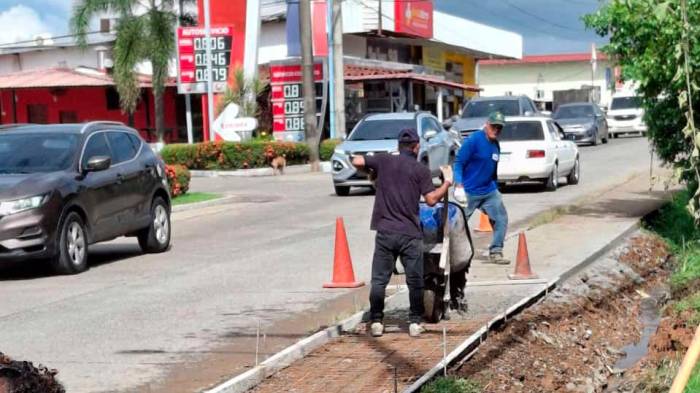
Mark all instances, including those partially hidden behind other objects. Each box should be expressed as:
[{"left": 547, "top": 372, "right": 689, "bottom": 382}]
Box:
[
  {"left": 395, "top": 0, "right": 433, "bottom": 38},
  {"left": 176, "top": 26, "right": 233, "bottom": 94},
  {"left": 270, "top": 61, "right": 325, "bottom": 142},
  {"left": 423, "top": 46, "right": 445, "bottom": 71}
]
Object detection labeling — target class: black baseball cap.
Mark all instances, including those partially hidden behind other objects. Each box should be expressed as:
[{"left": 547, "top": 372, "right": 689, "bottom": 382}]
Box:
[{"left": 398, "top": 128, "right": 420, "bottom": 143}]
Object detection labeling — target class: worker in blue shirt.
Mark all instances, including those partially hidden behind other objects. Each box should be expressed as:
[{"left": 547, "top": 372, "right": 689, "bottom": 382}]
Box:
[{"left": 453, "top": 111, "right": 510, "bottom": 264}]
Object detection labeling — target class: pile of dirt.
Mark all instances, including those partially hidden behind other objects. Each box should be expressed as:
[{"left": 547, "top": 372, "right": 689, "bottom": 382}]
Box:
[
  {"left": 0, "top": 352, "right": 64, "bottom": 393},
  {"left": 454, "top": 234, "right": 671, "bottom": 393}
]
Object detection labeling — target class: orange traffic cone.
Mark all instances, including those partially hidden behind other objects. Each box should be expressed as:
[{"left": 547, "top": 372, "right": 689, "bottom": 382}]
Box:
[
  {"left": 324, "top": 217, "right": 365, "bottom": 288},
  {"left": 475, "top": 211, "right": 493, "bottom": 232},
  {"left": 509, "top": 232, "right": 538, "bottom": 280}
]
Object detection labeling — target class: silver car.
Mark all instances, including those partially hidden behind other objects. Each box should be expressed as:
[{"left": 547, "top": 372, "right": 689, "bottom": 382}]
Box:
[{"left": 331, "top": 112, "right": 458, "bottom": 196}]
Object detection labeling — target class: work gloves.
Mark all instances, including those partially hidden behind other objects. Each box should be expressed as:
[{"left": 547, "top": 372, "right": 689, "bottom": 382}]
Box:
[
  {"left": 454, "top": 186, "right": 467, "bottom": 204},
  {"left": 440, "top": 165, "right": 453, "bottom": 186}
]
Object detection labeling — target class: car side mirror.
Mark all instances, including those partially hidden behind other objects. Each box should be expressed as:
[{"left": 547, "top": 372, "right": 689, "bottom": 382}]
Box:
[
  {"left": 442, "top": 119, "right": 453, "bottom": 129},
  {"left": 85, "top": 156, "right": 111, "bottom": 172},
  {"left": 424, "top": 130, "right": 438, "bottom": 140}
]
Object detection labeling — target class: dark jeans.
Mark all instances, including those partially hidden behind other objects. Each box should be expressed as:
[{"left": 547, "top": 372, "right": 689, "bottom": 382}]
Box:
[{"left": 370, "top": 231, "right": 424, "bottom": 323}]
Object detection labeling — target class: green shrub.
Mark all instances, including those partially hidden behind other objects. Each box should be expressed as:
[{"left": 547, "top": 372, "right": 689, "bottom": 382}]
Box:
[
  {"left": 421, "top": 377, "right": 482, "bottom": 393},
  {"left": 165, "top": 164, "right": 190, "bottom": 197},
  {"left": 160, "top": 141, "right": 309, "bottom": 170},
  {"left": 320, "top": 138, "right": 343, "bottom": 161}
]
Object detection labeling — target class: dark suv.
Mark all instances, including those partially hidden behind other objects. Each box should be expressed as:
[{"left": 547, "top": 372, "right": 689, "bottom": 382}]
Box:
[
  {"left": 0, "top": 122, "right": 171, "bottom": 274},
  {"left": 449, "top": 95, "right": 539, "bottom": 137}
]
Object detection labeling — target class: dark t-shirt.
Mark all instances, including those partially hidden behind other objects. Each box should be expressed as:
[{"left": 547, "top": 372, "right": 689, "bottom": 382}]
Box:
[{"left": 365, "top": 151, "right": 435, "bottom": 238}]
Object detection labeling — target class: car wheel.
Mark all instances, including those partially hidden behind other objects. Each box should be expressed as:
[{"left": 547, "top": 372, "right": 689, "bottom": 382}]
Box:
[
  {"left": 138, "top": 196, "right": 171, "bottom": 253},
  {"left": 602, "top": 133, "right": 609, "bottom": 144},
  {"left": 334, "top": 185, "right": 350, "bottom": 196},
  {"left": 591, "top": 130, "right": 599, "bottom": 146},
  {"left": 51, "top": 211, "right": 89, "bottom": 274},
  {"left": 545, "top": 163, "right": 559, "bottom": 191},
  {"left": 567, "top": 157, "right": 580, "bottom": 185}
]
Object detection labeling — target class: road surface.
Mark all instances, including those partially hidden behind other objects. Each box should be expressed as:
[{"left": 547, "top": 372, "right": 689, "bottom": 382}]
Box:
[{"left": 0, "top": 137, "right": 654, "bottom": 392}]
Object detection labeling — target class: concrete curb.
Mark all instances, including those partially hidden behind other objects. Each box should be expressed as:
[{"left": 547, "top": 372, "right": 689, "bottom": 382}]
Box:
[
  {"left": 202, "top": 289, "right": 406, "bottom": 393},
  {"left": 171, "top": 195, "right": 237, "bottom": 213},
  {"left": 402, "top": 220, "right": 642, "bottom": 392},
  {"left": 190, "top": 162, "right": 331, "bottom": 178}
]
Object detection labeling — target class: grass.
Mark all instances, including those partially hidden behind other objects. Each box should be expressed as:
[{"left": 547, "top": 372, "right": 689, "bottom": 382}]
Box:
[
  {"left": 644, "top": 188, "right": 700, "bottom": 393},
  {"left": 172, "top": 192, "right": 221, "bottom": 206},
  {"left": 421, "top": 377, "right": 482, "bottom": 393}
]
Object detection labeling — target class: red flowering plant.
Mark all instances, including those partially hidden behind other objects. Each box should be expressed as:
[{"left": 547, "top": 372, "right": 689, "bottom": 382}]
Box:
[{"left": 165, "top": 164, "right": 191, "bottom": 198}]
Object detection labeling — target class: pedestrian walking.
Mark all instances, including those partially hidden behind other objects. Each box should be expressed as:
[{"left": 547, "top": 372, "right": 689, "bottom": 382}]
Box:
[
  {"left": 453, "top": 111, "right": 510, "bottom": 265},
  {"left": 352, "top": 128, "right": 452, "bottom": 338}
]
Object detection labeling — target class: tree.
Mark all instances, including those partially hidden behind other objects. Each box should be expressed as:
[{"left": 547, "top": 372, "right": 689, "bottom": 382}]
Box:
[
  {"left": 217, "top": 68, "right": 266, "bottom": 118},
  {"left": 71, "top": 0, "right": 194, "bottom": 143},
  {"left": 585, "top": 0, "right": 700, "bottom": 218}
]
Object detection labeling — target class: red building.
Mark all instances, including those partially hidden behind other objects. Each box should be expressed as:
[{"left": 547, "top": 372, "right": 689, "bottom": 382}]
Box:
[{"left": 0, "top": 67, "right": 195, "bottom": 142}]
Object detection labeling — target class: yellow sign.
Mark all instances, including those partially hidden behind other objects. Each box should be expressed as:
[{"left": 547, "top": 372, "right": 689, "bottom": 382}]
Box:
[{"left": 423, "top": 46, "right": 445, "bottom": 71}]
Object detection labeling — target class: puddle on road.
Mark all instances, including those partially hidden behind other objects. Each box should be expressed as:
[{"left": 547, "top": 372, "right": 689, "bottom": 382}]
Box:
[{"left": 613, "top": 289, "right": 663, "bottom": 370}]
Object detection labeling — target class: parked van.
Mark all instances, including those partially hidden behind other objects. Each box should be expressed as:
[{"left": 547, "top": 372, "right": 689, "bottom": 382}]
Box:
[{"left": 606, "top": 92, "right": 647, "bottom": 138}]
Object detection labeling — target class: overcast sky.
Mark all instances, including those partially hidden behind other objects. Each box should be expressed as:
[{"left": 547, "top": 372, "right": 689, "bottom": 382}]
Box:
[{"left": 0, "top": 0, "right": 608, "bottom": 55}]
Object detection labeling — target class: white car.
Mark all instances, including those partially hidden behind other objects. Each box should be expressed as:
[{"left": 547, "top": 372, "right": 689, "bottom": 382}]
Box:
[
  {"left": 607, "top": 93, "right": 647, "bottom": 138},
  {"left": 497, "top": 117, "right": 580, "bottom": 191}
]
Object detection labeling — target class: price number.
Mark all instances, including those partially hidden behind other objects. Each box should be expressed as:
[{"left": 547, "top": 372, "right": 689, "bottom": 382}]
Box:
[{"left": 285, "top": 117, "right": 304, "bottom": 131}]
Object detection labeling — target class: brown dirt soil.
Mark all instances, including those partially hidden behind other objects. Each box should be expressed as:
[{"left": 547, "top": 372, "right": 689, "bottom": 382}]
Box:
[
  {"left": 0, "top": 352, "right": 64, "bottom": 393},
  {"left": 455, "top": 234, "right": 671, "bottom": 393}
]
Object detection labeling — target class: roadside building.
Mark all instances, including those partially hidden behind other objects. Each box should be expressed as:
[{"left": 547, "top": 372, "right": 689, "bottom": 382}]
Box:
[
  {"left": 258, "top": 0, "right": 522, "bottom": 135},
  {"left": 477, "top": 52, "right": 615, "bottom": 112}
]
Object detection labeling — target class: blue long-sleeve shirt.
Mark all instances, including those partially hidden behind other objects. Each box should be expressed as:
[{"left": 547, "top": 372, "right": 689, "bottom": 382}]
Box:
[{"left": 453, "top": 130, "right": 500, "bottom": 196}]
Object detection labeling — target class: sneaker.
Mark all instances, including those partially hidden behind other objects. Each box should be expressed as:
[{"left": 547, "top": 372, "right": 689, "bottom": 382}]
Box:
[
  {"left": 409, "top": 323, "right": 425, "bottom": 337},
  {"left": 370, "top": 322, "right": 384, "bottom": 337},
  {"left": 488, "top": 252, "right": 510, "bottom": 265}
]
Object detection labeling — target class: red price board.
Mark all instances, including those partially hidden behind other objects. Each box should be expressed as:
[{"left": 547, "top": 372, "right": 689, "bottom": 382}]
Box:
[
  {"left": 270, "top": 61, "right": 325, "bottom": 142},
  {"left": 177, "top": 26, "right": 234, "bottom": 94}
]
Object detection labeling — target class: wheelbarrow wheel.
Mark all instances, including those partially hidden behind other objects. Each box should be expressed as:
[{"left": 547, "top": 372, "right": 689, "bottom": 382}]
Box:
[{"left": 423, "top": 287, "right": 444, "bottom": 323}]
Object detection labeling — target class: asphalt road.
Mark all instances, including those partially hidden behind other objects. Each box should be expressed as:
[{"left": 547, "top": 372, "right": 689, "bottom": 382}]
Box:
[{"left": 0, "top": 136, "right": 653, "bottom": 393}]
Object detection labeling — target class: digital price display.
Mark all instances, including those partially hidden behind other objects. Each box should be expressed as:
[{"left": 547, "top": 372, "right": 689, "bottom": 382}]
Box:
[
  {"left": 176, "top": 26, "right": 233, "bottom": 94},
  {"left": 270, "top": 62, "right": 325, "bottom": 142}
]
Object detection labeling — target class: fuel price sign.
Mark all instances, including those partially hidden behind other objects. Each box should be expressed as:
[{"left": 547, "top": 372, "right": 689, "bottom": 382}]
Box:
[{"left": 176, "top": 26, "right": 233, "bottom": 94}]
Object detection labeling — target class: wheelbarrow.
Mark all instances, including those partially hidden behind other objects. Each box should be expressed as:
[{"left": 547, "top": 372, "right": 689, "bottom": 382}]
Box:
[{"left": 418, "top": 198, "right": 474, "bottom": 322}]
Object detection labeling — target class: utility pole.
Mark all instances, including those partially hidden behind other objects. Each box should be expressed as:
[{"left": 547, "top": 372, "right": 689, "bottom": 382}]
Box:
[
  {"left": 331, "top": 0, "right": 346, "bottom": 138},
  {"left": 203, "top": 0, "right": 216, "bottom": 141},
  {"left": 300, "top": 0, "right": 320, "bottom": 171}
]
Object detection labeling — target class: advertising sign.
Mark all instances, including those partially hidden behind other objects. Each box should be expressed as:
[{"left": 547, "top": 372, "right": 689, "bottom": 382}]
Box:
[
  {"left": 212, "top": 103, "right": 258, "bottom": 142},
  {"left": 394, "top": 0, "right": 433, "bottom": 38},
  {"left": 270, "top": 61, "right": 326, "bottom": 142},
  {"left": 176, "top": 26, "right": 234, "bottom": 94}
]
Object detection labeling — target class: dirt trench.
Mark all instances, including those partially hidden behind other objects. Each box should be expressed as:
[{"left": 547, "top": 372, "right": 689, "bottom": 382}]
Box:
[
  {"left": 453, "top": 234, "right": 674, "bottom": 393},
  {"left": 0, "top": 352, "right": 64, "bottom": 393}
]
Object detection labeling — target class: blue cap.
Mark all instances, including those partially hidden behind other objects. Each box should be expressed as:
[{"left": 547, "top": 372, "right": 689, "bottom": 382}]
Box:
[{"left": 398, "top": 128, "right": 420, "bottom": 143}]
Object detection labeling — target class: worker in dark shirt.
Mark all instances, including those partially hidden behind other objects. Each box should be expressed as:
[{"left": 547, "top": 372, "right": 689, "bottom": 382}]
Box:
[{"left": 352, "top": 128, "right": 452, "bottom": 338}]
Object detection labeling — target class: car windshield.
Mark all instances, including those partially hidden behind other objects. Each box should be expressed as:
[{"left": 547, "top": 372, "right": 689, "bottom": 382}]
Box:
[
  {"left": 610, "top": 96, "right": 641, "bottom": 110},
  {"left": 499, "top": 121, "right": 545, "bottom": 141},
  {"left": 0, "top": 133, "right": 79, "bottom": 174},
  {"left": 553, "top": 105, "right": 594, "bottom": 119},
  {"left": 348, "top": 119, "right": 415, "bottom": 141},
  {"left": 462, "top": 100, "right": 520, "bottom": 118}
]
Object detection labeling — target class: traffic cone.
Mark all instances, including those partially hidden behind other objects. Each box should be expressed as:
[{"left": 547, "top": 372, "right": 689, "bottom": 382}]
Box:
[
  {"left": 509, "top": 232, "right": 539, "bottom": 280},
  {"left": 324, "top": 217, "right": 365, "bottom": 288},
  {"left": 475, "top": 211, "right": 493, "bottom": 232}
]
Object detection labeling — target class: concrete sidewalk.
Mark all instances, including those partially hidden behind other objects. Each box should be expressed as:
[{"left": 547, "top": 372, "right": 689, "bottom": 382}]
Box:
[{"left": 245, "top": 172, "right": 672, "bottom": 393}]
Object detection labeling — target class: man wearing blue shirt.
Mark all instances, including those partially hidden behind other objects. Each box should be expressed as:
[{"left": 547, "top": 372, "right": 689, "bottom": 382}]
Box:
[{"left": 453, "top": 112, "right": 510, "bottom": 264}]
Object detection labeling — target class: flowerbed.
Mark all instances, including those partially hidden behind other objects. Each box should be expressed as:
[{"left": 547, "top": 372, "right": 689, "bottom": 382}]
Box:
[{"left": 160, "top": 141, "right": 310, "bottom": 171}]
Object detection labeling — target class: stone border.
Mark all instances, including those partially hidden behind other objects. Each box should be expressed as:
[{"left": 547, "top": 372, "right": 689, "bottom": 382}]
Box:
[{"left": 190, "top": 162, "right": 331, "bottom": 178}]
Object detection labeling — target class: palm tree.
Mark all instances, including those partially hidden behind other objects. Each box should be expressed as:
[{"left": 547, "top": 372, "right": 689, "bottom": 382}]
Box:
[{"left": 71, "top": 0, "right": 194, "bottom": 143}]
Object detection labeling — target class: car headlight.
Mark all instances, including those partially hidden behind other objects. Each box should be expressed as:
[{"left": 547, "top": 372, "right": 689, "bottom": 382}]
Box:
[
  {"left": 565, "top": 125, "right": 586, "bottom": 132},
  {"left": 334, "top": 148, "right": 347, "bottom": 155},
  {"left": 0, "top": 194, "right": 48, "bottom": 216}
]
